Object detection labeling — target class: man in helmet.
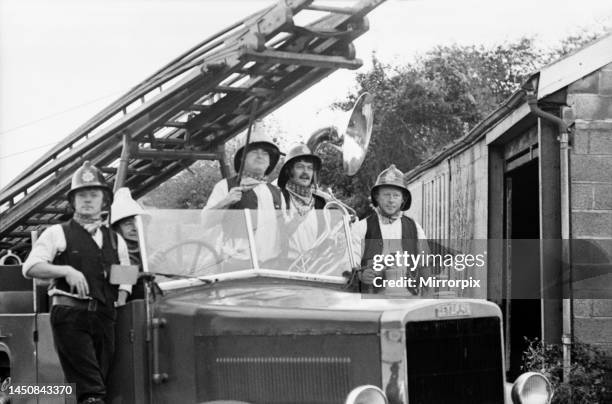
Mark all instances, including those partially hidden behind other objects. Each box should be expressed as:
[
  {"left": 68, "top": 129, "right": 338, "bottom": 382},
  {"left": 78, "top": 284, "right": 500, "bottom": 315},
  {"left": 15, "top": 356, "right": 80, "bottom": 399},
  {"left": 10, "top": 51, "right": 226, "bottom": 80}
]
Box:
[
  {"left": 277, "top": 143, "right": 328, "bottom": 259},
  {"left": 351, "top": 164, "right": 428, "bottom": 292},
  {"left": 202, "top": 132, "right": 285, "bottom": 267},
  {"left": 110, "top": 187, "right": 148, "bottom": 302},
  {"left": 22, "top": 161, "right": 132, "bottom": 404}
]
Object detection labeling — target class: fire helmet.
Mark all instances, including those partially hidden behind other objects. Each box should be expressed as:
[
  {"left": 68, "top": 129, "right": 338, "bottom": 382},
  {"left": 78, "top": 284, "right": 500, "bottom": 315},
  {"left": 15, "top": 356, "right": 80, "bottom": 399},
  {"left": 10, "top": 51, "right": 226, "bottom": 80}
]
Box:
[
  {"left": 277, "top": 143, "right": 322, "bottom": 189},
  {"left": 371, "top": 164, "right": 411, "bottom": 211},
  {"left": 67, "top": 161, "right": 112, "bottom": 203},
  {"left": 110, "top": 187, "right": 148, "bottom": 225},
  {"left": 233, "top": 131, "right": 282, "bottom": 175}
]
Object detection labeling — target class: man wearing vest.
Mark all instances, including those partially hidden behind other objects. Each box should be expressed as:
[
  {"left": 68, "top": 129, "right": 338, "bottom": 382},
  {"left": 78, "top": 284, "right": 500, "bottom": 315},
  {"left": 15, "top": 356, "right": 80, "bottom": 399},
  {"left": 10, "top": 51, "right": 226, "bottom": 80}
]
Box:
[
  {"left": 277, "top": 143, "right": 329, "bottom": 260},
  {"left": 202, "top": 132, "right": 285, "bottom": 268},
  {"left": 351, "top": 164, "right": 428, "bottom": 293},
  {"left": 22, "top": 161, "right": 132, "bottom": 404}
]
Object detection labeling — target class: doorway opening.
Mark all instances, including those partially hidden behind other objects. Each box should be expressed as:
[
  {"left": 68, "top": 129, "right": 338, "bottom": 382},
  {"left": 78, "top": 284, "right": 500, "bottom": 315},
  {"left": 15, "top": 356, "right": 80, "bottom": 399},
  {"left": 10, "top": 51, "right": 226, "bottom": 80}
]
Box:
[{"left": 504, "top": 159, "right": 541, "bottom": 380}]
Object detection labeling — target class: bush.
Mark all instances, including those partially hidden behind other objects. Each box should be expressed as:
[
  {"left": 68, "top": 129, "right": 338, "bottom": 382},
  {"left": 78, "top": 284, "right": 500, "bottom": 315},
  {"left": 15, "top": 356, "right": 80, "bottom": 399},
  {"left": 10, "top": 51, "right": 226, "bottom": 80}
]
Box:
[{"left": 522, "top": 338, "right": 608, "bottom": 403}]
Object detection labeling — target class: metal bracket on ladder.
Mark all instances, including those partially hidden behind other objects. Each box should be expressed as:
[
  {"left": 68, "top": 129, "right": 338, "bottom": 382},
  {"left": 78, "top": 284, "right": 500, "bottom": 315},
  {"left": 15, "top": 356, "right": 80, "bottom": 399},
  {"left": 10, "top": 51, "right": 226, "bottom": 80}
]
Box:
[{"left": 243, "top": 48, "right": 362, "bottom": 70}]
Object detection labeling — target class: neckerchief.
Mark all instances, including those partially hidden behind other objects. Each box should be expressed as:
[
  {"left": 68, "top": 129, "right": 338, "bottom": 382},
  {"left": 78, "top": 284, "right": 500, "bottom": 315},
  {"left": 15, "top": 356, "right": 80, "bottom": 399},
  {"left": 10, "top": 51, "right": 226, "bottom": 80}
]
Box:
[
  {"left": 286, "top": 180, "right": 314, "bottom": 198},
  {"left": 241, "top": 170, "right": 267, "bottom": 184},
  {"left": 286, "top": 180, "right": 315, "bottom": 216},
  {"left": 73, "top": 212, "right": 103, "bottom": 235},
  {"left": 375, "top": 206, "right": 402, "bottom": 225}
]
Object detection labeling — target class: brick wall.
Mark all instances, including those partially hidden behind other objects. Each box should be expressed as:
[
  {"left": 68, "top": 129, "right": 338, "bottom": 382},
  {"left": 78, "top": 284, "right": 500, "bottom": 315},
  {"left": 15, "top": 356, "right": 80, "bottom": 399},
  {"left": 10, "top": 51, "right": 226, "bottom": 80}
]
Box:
[{"left": 567, "top": 61, "right": 612, "bottom": 389}]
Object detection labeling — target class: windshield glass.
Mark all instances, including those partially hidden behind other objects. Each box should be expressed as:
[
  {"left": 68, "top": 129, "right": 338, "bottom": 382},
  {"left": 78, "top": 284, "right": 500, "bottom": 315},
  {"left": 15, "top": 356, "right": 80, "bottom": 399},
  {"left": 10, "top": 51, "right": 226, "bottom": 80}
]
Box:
[{"left": 141, "top": 209, "right": 352, "bottom": 280}]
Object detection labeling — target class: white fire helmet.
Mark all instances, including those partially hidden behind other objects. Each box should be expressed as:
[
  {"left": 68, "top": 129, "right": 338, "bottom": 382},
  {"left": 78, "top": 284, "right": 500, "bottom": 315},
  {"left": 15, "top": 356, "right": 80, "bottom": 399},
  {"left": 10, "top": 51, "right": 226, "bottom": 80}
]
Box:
[{"left": 110, "top": 187, "right": 148, "bottom": 225}]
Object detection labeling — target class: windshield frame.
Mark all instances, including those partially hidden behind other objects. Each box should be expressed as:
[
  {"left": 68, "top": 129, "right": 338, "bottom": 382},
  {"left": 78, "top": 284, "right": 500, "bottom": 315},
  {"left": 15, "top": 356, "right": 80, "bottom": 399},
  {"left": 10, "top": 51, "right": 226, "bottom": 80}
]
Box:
[
  {"left": 158, "top": 268, "right": 348, "bottom": 292},
  {"left": 136, "top": 208, "right": 352, "bottom": 288}
]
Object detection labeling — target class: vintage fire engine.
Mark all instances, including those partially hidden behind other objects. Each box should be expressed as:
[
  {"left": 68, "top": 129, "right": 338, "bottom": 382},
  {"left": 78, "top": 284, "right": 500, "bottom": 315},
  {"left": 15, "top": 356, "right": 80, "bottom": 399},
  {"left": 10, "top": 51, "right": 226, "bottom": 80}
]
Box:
[{"left": 1, "top": 1, "right": 552, "bottom": 403}]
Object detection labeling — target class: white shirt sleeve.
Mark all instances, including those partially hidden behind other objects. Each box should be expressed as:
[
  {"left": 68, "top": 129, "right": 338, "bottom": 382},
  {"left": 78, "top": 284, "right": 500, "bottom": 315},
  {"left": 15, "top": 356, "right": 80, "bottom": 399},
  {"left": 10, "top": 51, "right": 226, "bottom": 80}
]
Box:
[
  {"left": 22, "top": 224, "right": 66, "bottom": 278},
  {"left": 203, "top": 179, "right": 229, "bottom": 210},
  {"left": 202, "top": 179, "right": 229, "bottom": 228}
]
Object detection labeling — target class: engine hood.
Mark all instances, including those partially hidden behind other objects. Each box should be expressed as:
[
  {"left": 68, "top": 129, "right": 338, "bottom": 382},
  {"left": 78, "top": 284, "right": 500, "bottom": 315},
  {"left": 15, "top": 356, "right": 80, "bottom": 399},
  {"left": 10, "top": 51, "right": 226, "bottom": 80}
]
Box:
[
  {"left": 159, "top": 275, "right": 425, "bottom": 311},
  {"left": 152, "top": 274, "right": 501, "bottom": 336},
  {"left": 155, "top": 276, "right": 388, "bottom": 336}
]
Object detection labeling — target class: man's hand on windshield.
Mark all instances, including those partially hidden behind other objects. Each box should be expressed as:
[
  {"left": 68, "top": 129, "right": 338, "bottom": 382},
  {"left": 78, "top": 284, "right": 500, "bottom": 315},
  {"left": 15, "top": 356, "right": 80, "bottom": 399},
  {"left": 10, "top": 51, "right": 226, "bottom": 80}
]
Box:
[{"left": 358, "top": 267, "right": 377, "bottom": 285}]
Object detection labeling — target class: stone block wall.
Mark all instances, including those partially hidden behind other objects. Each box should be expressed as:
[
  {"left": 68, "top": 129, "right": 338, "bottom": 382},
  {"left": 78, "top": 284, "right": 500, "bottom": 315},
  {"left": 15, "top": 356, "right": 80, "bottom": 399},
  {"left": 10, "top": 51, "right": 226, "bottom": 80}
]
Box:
[{"left": 567, "top": 61, "right": 612, "bottom": 391}]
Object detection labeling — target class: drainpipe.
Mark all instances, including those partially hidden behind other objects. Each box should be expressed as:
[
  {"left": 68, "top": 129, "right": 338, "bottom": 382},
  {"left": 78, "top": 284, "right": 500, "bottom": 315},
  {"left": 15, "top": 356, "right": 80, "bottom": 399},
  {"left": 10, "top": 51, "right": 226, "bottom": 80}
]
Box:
[{"left": 523, "top": 87, "right": 573, "bottom": 385}]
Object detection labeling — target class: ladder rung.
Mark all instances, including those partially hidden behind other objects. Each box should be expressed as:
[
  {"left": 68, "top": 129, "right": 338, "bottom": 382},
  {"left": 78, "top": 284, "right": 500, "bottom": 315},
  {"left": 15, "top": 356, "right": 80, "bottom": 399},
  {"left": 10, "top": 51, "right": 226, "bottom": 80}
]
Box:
[
  {"left": 25, "top": 219, "right": 64, "bottom": 225},
  {"left": 306, "top": 4, "right": 358, "bottom": 15},
  {"left": 214, "top": 86, "right": 248, "bottom": 93},
  {"left": 164, "top": 122, "right": 188, "bottom": 129},
  {"left": 152, "top": 139, "right": 186, "bottom": 146},
  {"left": 132, "top": 148, "right": 220, "bottom": 161},
  {"left": 214, "top": 86, "right": 276, "bottom": 97},
  {"left": 8, "top": 232, "right": 32, "bottom": 238},
  {"left": 244, "top": 49, "right": 362, "bottom": 70},
  {"left": 190, "top": 105, "right": 211, "bottom": 112},
  {"left": 100, "top": 167, "right": 161, "bottom": 176}
]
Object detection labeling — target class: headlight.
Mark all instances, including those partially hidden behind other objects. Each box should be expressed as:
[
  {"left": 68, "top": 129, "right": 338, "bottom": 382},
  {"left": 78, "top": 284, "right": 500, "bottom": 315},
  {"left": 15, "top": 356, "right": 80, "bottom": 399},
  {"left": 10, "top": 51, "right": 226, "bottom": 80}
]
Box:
[
  {"left": 511, "top": 372, "right": 553, "bottom": 404},
  {"left": 345, "top": 385, "right": 388, "bottom": 404}
]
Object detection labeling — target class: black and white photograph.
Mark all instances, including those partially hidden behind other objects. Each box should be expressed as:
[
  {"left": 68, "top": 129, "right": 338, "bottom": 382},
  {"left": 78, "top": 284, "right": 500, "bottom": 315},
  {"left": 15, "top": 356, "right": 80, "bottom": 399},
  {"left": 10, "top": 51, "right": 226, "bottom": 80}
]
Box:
[{"left": 1, "top": 0, "right": 612, "bottom": 403}]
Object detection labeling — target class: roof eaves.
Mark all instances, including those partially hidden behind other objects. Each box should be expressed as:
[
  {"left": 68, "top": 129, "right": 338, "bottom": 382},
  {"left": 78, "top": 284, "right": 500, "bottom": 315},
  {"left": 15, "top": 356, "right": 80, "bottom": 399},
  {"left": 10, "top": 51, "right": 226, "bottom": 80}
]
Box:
[{"left": 537, "top": 32, "right": 612, "bottom": 99}]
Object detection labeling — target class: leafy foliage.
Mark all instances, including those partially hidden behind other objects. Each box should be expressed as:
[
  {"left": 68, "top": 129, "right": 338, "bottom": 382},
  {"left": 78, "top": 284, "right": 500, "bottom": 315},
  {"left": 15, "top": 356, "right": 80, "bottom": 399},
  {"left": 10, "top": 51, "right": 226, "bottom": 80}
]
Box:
[
  {"left": 522, "top": 338, "right": 608, "bottom": 403},
  {"left": 141, "top": 121, "right": 286, "bottom": 209},
  {"left": 140, "top": 160, "right": 221, "bottom": 209},
  {"left": 324, "top": 32, "right": 604, "bottom": 216},
  {"left": 144, "top": 32, "right": 605, "bottom": 211}
]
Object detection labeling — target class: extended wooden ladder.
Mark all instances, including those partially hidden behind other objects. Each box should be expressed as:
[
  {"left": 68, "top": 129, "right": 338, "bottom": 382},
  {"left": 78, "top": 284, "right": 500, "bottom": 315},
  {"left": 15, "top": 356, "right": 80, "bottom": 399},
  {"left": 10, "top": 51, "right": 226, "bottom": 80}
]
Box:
[{"left": 0, "top": 0, "right": 386, "bottom": 256}]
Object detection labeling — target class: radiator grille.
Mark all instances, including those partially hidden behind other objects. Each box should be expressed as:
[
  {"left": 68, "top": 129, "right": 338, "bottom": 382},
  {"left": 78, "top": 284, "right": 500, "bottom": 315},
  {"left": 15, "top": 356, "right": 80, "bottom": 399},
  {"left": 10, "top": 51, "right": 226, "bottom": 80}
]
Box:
[
  {"left": 405, "top": 317, "right": 504, "bottom": 404},
  {"left": 196, "top": 335, "right": 380, "bottom": 404},
  {"left": 212, "top": 356, "right": 351, "bottom": 403}
]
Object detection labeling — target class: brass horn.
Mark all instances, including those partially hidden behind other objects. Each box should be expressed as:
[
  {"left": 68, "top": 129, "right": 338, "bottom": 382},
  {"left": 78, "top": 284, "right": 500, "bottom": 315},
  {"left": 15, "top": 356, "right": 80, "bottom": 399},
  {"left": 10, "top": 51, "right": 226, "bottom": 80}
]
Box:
[
  {"left": 306, "top": 92, "right": 373, "bottom": 176},
  {"left": 300, "top": 93, "right": 373, "bottom": 270}
]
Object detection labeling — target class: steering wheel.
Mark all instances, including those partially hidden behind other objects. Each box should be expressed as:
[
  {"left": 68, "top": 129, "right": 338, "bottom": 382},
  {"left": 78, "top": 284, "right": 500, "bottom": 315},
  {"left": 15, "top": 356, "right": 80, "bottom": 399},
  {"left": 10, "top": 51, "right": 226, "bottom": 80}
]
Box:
[{"left": 155, "top": 240, "right": 221, "bottom": 275}]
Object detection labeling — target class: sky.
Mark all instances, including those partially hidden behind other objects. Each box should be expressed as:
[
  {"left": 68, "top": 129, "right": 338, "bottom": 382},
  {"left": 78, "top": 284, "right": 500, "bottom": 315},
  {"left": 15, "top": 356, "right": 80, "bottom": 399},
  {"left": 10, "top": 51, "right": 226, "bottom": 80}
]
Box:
[{"left": 1, "top": 0, "right": 611, "bottom": 188}]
